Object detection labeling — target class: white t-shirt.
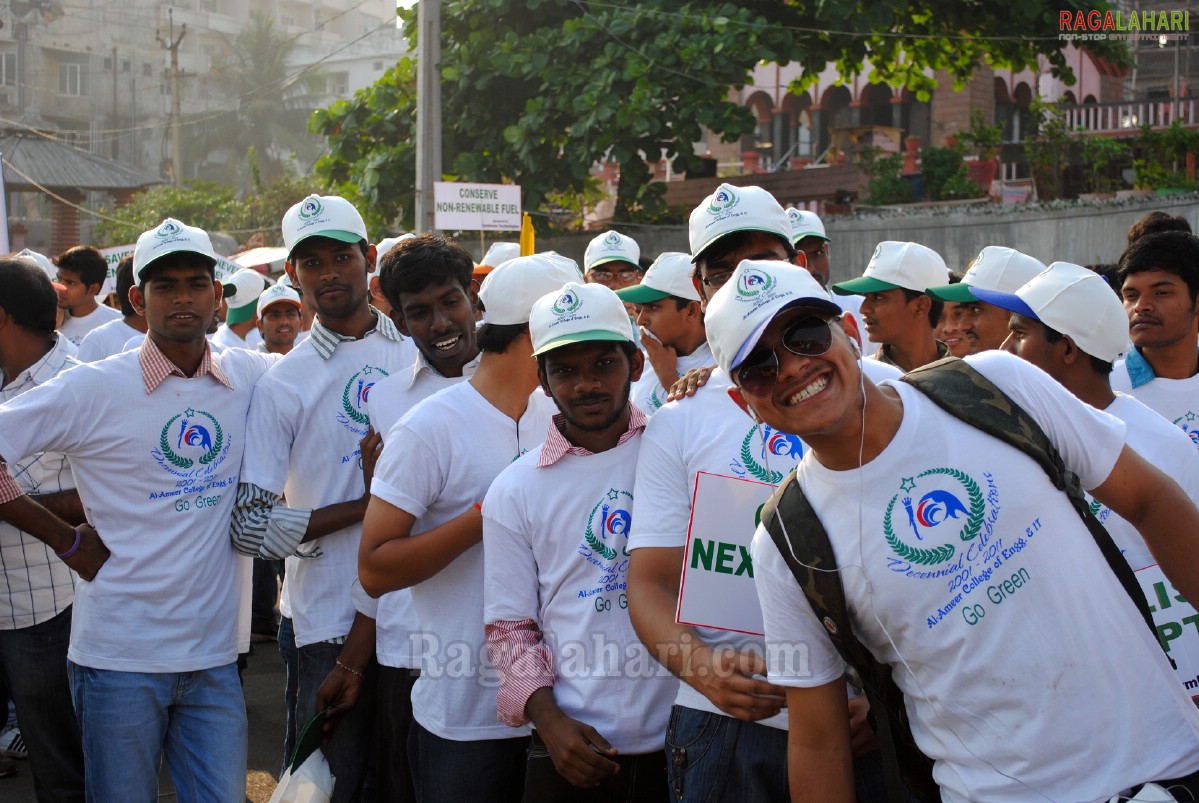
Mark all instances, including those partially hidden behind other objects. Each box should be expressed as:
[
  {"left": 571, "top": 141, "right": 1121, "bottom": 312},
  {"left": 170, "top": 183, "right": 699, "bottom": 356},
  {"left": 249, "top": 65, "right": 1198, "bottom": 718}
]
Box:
[
  {"left": 0, "top": 346, "right": 273, "bottom": 672},
  {"left": 1112, "top": 357, "right": 1199, "bottom": 449},
  {"left": 364, "top": 351, "right": 480, "bottom": 668},
  {"left": 631, "top": 340, "right": 714, "bottom": 417},
  {"left": 59, "top": 303, "right": 121, "bottom": 346},
  {"left": 240, "top": 332, "right": 416, "bottom": 647},
  {"left": 629, "top": 359, "right": 900, "bottom": 727},
  {"left": 371, "top": 380, "right": 555, "bottom": 741},
  {"left": 211, "top": 324, "right": 264, "bottom": 352},
  {"left": 483, "top": 432, "right": 678, "bottom": 753},
  {"left": 1091, "top": 393, "right": 1199, "bottom": 571},
  {"left": 753, "top": 351, "right": 1199, "bottom": 802},
  {"left": 75, "top": 318, "right": 140, "bottom": 362}
]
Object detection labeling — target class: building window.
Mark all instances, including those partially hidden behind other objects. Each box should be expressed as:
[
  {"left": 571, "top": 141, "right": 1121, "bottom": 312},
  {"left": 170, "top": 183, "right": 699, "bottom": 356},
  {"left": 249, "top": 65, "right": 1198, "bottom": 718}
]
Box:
[
  {"left": 58, "top": 62, "right": 88, "bottom": 97},
  {"left": 0, "top": 53, "right": 15, "bottom": 87},
  {"left": 329, "top": 71, "right": 349, "bottom": 96}
]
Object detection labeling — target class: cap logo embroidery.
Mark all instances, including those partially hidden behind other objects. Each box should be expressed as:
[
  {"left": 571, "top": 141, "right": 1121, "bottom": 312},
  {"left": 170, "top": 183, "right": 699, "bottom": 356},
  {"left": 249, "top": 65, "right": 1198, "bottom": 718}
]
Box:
[
  {"left": 602, "top": 232, "right": 622, "bottom": 249},
  {"left": 736, "top": 268, "right": 775, "bottom": 300},
  {"left": 156, "top": 221, "right": 181, "bottom": 239},
  {"left": 551, "top": 290, "right": 583, "bottom": 316},
  {"left": 299, "top": 197, "right": 323, "bottom": 220},
  {"left": 708, "top": 187, "right": 738, "bottom": 215}
]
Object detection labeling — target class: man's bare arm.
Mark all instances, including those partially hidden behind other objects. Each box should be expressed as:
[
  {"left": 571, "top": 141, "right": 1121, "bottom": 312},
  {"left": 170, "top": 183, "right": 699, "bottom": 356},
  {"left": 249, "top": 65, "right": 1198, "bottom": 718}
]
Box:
[
  {"left": 0, "top": 494, "right": 108, "bottom": 580},
  {"left": 785, "top": 681, "right": 855, "bottom": 803},
  {"left": 358, "top": 497, "right": 481, "bottom": 597}
]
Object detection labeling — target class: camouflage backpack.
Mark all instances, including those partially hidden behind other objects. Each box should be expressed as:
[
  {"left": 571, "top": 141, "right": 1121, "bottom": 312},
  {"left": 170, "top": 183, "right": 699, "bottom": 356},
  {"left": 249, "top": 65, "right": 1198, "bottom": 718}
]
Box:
[{"left": 760, "top": 357, "right": 1157, "bottom": 803}]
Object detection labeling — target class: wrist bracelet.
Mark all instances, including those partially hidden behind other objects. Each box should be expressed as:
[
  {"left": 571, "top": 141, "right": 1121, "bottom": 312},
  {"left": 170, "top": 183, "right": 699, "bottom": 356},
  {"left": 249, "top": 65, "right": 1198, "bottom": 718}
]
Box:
[
  {"left": 56, "top": 528, "right": 82, "bottom": 559},
  {"left": 335, "top": 659, "right": 365, "bottom": 679}
]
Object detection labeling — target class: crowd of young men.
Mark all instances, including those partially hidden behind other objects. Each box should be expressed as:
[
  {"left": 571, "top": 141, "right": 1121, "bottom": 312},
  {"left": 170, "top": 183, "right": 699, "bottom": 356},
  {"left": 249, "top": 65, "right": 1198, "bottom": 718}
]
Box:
[{"left": 0, "top": 186, "right": 1198, "bottom": 803}]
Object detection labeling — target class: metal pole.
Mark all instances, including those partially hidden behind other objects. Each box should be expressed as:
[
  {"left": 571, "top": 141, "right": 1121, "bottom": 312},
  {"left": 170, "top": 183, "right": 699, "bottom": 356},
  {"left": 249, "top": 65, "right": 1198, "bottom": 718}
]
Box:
[
  {"left": 414, "top": 0, "right": 441, "bottom": 233},
  {"left": 163, "top": 10, "right": 187, "bottom": 185}
]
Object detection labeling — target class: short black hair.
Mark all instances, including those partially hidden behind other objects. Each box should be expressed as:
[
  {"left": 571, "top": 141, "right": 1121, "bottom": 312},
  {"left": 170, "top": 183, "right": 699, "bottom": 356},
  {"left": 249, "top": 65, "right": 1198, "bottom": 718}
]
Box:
[
  {"left": 537, "top": 340, "right": 639, "bottom": 375},
  {"left": 1128, "top": 211, "right": 1192, "bottom": 245},
  {"left": 1116, "top": 231, "right": 1199, "bottom": 303},
  {"left": 55, "top": 245, "right": 108, "bottom": 290},
  {"left": 693, "top": 230, "right": 797, "bottom": 272},
  {"left": 378, "top": 233, "right": 473, "bottom": 310},
  {"left": 115, "top": 256, "right": 136, "bottom": 317},
  {"left": 1042, "top": 323, "right": 1113, "bottom": 375},
  {"left": 902, "top": 287, "right": 943, "bottom": 327},
  {"left": 0, "top": 257, "right": 57, "bottom": 335},
  {"left": 476, "top": 322, "right": 528, "bottom": 354}
]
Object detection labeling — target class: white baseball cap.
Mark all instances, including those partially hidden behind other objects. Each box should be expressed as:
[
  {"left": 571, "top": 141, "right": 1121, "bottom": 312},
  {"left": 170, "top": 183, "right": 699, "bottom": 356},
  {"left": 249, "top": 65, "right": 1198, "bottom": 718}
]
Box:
[
  {"left": 480, "top": 242, "right": 521, "bottom": 269},
  {"left": 256, "top": 283, "right": 303, "bottom": 317},
  {"left": 926, "top": 246, "right": 1047, "bottom": 303},
  {"left": 971, "top": 262, "right": 1129, "bottom": 363},
  {"left": 832, "top": 241, "right": 948, "bottom": 296},
  {"left": 375, "top": 233, "right": 416, "bottom": 273},
  {"left": 282, "top": 194, "right": 369, "bottom": 258},
  {"left": 276, "top": 272, "right": 295, "bottom": 288},
  {"left": 584, "top": 231, "right": 641, "bottom": 272},
  {"left": 478, "top": 253, "right": 583, "bottom": 325},
  {"left": 133, "top": 218, "right": 219, "bottom": 282},
  {"left": 530, "top": 281, "right": 635, "bottom": 357},
  {"left": 787, "top": 208, "right": 829, "bottom": 244},
  {"left": 614, "top": 252, "right": 701, "bottom": 304},
  {"left": 17, "top": 249, "right": 62, "bottom": 290},
  {"left": 689, "top": 184, "right": 792, "bottom": 262},
  {"left": 222, "top": 268, "right": 268, "bottom": 324},
  {"left": 706, "top": 260, "right": 842, "bottom": 375}
]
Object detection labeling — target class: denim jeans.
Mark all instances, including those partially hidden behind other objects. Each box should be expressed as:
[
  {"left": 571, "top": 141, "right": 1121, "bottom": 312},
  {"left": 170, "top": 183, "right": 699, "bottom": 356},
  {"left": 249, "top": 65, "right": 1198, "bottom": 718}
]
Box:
[
  {"left": 278, "top": 615, "right": 299, "bottom": 775},
  {"left": 376, "top": 666, "right": 418, "bottom": 803},
  {"left": 523, "top": 731, "right": 667, "bottom": 803},
  {"left": 296, "top": 639, "right": 378, "bottom": 803},
  {"left": 67, "top": 661, "right": 247, "bottom": 803},
  {"left": 408, "top": 721, "right": 527, "bottom": 803},
  {"left": 666, "top": 705, "right": 892, "bottom": 802},
  {"left": 0, "top": 607, "right": 84, "bottom": 802}
]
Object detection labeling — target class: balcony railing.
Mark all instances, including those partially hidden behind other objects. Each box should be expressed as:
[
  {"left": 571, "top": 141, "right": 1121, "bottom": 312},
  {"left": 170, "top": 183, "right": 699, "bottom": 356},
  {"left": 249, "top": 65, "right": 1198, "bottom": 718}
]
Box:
[{"left": 1062, "top": 99, "right": 1197, "bottom": 134}]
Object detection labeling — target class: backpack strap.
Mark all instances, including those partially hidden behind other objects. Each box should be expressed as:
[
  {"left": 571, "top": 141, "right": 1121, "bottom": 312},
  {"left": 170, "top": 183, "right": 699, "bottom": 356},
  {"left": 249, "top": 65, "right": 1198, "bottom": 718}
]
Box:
[
  {"left": 901, "top": 357, "right": 1158, "bottom": 639},
  {"left": 762, "top": 480, "right": 940, "bottom": 803}
]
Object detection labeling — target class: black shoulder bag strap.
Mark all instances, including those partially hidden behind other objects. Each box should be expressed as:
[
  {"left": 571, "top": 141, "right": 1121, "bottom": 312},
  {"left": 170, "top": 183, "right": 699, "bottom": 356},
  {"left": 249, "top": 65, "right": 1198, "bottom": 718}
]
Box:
[{"left": 902, "top": 357, "right": 1157, "bottom": 637}]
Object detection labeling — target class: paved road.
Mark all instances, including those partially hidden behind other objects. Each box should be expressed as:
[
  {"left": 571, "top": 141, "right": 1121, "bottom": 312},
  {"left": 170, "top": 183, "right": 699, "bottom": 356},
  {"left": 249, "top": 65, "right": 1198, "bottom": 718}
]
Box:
[{"left": 5, "top": 640, "right": 288, "bottom": 802}]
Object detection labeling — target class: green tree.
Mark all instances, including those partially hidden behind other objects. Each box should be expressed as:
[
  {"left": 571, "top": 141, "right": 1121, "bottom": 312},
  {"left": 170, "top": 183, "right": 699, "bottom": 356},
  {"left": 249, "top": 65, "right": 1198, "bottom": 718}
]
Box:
[
  {"left": 313, "top": 0, "right": 1127, "bottom": 227},
  {"left": 187, "top": 12, "right": 326, "bottom": 187}
]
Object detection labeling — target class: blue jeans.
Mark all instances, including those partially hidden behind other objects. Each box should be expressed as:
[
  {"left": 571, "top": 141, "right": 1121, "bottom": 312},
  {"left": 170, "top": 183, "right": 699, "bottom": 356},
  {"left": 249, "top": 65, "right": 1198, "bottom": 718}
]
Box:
[
  {"left": 0, "top": 607, "right": 83, "bottom": 801},
  {"left": 666, "top": 705, "right": 891, "bottom": 802},
  {"left": 408, "top": 721, "right": 527, "bottom": 803},
  {"left": 68, "top": 661, "right": 247, "bottom": 803},
  {"left": 296, "top": 640, "right": 377, "bottom": 803},
  {"left": 278, "top": 615, "right": 299, "bottom": 775},
  {"left": 524, "top": 731, "right": 666, "bottom": 803}
]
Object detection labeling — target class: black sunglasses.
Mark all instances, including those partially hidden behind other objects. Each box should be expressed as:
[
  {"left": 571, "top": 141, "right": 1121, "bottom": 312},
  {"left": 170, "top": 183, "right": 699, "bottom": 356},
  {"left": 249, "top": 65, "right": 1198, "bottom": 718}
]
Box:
[{"left": 735, "top": 316, "right": 836, "bottom": 396}]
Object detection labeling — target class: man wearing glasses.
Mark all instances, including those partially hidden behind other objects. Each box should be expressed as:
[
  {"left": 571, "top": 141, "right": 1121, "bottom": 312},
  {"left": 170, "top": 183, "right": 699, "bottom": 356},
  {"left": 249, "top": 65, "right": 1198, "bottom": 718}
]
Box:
[
  {"left": 583, "top": 231, "right": 644, "bottom": 293},
  {"left": 627, "top": 184, "right": 893, "bottom": 802}
]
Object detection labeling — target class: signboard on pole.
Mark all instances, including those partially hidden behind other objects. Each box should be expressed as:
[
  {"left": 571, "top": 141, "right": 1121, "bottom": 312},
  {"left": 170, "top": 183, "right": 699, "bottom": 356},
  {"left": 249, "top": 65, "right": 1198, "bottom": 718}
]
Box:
[
  {"left": 433, "top": 182, "right": 521, "bottom": 232},
  {"left": 677, "top": 472, "right": 775, "bottom": 636}
]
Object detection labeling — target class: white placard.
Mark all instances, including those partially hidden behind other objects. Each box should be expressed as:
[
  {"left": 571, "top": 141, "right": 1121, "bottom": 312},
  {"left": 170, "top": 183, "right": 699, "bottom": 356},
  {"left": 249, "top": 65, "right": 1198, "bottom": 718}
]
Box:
[
  {"left": 433, "top": 181, "right": 521, "bottom": 231},
  {"left": 677, "top": 471, "right": 775, "bottom": 636},
  {"left": 97, "top": 244, "right": 238, "bottom": 299},
  {"left": 1136, "top": 564, "right": 1199, "bottom": 702}
]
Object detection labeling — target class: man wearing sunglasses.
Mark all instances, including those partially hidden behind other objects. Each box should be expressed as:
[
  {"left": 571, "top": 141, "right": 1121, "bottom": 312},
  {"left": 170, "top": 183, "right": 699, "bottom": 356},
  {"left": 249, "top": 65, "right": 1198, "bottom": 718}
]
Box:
[
  {"left": 627, "top": 184, "right": 897, "bottom": 802},
  {"left": 706, "top": 258, "right": 1199, "bottom": 802}
]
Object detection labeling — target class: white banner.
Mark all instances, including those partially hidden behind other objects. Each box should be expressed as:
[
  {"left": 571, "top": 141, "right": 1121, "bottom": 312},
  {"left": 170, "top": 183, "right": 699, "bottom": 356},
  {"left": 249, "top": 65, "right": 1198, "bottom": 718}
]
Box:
[
  {"left": 433, "top": 182, "right": 521, "bottom": 231},
  {"left": 1136, "top": 564, "right": 1199, "bottom": 702},
  {"left": 676, "top": 472, "right": 775, "bottom": 636},
  {"left": 98, "top": 244, "right": 238, "bottom": 299}
]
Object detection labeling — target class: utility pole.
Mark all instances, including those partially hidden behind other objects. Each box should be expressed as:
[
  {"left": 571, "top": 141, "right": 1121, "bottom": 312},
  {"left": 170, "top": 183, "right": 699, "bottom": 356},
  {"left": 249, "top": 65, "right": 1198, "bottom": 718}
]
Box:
[
  {"left": 160, "top": 9, "right": 187, "bottom": 185},
  {"left": 414, "top": 0, "right": 441, "bottom": 233}
]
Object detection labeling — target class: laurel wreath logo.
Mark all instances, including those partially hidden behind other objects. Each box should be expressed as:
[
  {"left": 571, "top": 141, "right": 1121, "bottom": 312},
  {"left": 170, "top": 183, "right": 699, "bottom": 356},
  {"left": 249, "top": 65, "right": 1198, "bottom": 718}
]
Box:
[
  {"left": 341, "top": 367, "right": 390, "bottom": 426},
  {"left": 583, "top": 499, "right": 618, "bottom": 561},
  {"left": 157, "top": 410, "right": 225, "bottom": 469},
  {"left": 740, "top": 433, "right": 785, "bottom": 484},
  {"left": 881, "top": 467, "right": 985, "bottom": 566},
  {"left": 708, "top": 188, "right": 737, "bottom": 214}
]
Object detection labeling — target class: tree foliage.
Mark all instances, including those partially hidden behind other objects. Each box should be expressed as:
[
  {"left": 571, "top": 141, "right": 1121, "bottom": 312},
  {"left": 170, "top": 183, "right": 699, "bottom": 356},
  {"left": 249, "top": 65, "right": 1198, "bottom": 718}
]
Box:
[{"left": 313, "top": 0, "right": 1126, "bottom": 229}]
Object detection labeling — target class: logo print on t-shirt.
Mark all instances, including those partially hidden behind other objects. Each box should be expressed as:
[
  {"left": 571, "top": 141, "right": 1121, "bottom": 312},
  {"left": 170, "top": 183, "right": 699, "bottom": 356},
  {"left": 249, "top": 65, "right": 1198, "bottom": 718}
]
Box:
[
  {"left": 883, "top": 468, "right": 987, "bottom": 566},
  {"left": 581, "top": 488, "right": 633, "bottom": 562},
  {"left": 338, "top": 364, "right": 390, "bottom": 434},
  {"left": 158, "top": 408, "right": 224, "bottom": 470},
  {"left": 736, "top": 424, "right": 803, "bottom": 484},
  {"left": 1173, "top": 411, "right": 1199, "bottom": 447}
]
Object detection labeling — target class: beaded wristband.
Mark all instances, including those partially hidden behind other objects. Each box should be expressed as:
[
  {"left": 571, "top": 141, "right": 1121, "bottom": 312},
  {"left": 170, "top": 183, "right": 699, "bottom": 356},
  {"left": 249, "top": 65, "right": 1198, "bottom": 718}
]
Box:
[
  {"left": 56, "top": 528, "right": 82, "bottom": 559},
  {"left": 335, "top": 659, "right": 365, "bottom": 680}
]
